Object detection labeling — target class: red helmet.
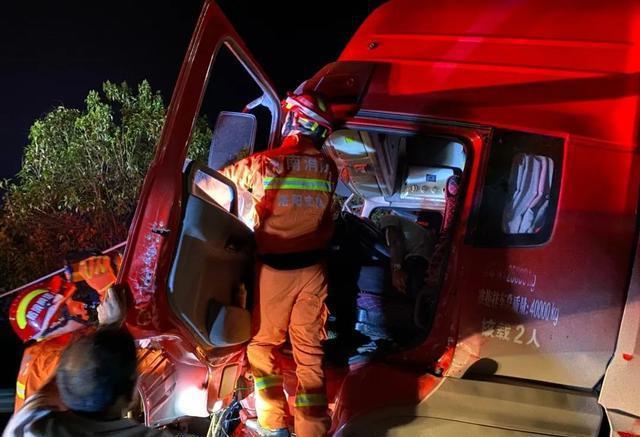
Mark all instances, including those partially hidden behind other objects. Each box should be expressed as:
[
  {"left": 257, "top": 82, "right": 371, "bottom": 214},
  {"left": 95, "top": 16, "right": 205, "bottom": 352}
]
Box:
[
  {"left": 9, "top": 276, "right": 88, "bottom": 343},
  {"left": 281, "top": 93, "right": 334, "bottom": 142},
  {"left": 9, "top": 253, "right": 120, "bottom": 343}
]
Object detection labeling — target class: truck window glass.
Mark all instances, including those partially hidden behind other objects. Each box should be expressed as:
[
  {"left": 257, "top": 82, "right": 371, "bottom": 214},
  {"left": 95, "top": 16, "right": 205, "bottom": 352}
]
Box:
[
  {"left": 502, "top": 153, "right": 554, "bottom": 235},
  {"left": 468, "top": 129, "right": 563, "bottom": 247},
  {"left": 193, "top": 169, "right": 234, "bottom": 212},
  {"left": 186, "top": 41, "right": 274, "bottom": 166}
]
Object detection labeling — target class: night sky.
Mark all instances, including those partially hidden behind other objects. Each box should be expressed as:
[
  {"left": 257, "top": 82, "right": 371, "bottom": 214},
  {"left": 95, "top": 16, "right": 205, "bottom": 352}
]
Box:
[{"left": 0, "top": 0, "right": 378, "bottom": 181}]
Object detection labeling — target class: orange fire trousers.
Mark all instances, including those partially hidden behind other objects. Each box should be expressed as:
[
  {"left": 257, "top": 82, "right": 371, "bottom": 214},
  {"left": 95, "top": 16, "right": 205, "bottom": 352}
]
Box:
[{"left": 248, "top": 262, "right": 330, "bottom": 437}]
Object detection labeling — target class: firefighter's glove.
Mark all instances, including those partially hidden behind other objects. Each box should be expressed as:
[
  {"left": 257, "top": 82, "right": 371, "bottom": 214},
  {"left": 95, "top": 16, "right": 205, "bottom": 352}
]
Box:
[
  {"left": 97, "top": 288, "right": 123, "bottom": 326},
  {"left": 77, "top": 256, "right": 116, "bottom": 295}
]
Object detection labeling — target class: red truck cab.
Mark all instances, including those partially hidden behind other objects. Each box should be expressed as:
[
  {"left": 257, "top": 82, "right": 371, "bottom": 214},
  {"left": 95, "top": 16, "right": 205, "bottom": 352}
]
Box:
[{"left": 118, "top": 1, "right": 640, "bottom": 435}]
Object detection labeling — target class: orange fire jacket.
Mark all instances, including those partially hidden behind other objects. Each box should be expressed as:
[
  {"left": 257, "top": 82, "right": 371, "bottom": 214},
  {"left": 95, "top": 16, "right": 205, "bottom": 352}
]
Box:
[{"left": 221, "top": 135, "right": 338, "bottom": 255}]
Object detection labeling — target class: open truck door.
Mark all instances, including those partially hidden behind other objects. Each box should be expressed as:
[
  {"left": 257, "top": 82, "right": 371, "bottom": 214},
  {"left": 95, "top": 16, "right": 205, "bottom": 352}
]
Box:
[
  {"left": 117, "top": 0, "right": 281, "bottom": 427},
  {"left": 599, "top": 232, "right": 640, "bottom": 436}
]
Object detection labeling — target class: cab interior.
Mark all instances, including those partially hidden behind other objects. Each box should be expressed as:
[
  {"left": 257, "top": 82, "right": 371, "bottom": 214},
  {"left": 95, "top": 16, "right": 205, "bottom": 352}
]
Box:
[
  {"left": 322, "top": 129, "right": 466, "bottom": 363},
  {"left": 164, "top": 117, "right": 468, "bottom": 366}
]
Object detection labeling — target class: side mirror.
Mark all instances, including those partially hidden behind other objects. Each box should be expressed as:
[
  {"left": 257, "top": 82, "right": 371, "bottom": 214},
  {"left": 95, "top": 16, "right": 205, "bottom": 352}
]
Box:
[{"left": 208, "top": 111, "right": 257, "bottom": 170}]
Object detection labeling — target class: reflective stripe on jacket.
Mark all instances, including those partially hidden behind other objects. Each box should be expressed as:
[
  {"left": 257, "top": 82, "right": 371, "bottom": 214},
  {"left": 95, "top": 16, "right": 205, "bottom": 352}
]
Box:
[{"left": 221, "top": 135, "right": 337, "bottom": 254}]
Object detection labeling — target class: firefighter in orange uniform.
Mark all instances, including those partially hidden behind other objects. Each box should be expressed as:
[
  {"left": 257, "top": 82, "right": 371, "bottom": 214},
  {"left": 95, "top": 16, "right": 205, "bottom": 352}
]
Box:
[
  {"left": 213, "top": 92, "right": 337, "bottom": 437},
  {"left": 10, "top": 254, "right": 121, "bottom": 410}
]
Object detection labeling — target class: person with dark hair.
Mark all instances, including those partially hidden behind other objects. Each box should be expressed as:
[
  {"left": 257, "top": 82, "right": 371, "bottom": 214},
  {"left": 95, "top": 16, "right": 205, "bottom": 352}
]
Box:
[{"left": 4, "top": 328, "right": 170, "bottom": 437}]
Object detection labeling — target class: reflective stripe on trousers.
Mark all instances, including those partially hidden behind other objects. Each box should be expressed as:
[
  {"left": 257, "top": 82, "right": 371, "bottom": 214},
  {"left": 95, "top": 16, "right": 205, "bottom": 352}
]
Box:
[
  {"left": 248, "top": 262, "right": 331, "bottom": 437},
  {"left": 294, "top": 392, "right": 327, "bottom": 408},
  {"left": 254, "top": 374, "right": 283, "bottom": 391}
]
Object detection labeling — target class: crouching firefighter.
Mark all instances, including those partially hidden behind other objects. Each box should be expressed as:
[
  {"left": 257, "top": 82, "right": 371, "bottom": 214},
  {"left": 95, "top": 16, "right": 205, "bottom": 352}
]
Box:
[
  {"left": 202, "top": 92, "right": 337, "bottom": 436},
  {"left": 9, "top": 252, "right": 123, "bottom": 410}
]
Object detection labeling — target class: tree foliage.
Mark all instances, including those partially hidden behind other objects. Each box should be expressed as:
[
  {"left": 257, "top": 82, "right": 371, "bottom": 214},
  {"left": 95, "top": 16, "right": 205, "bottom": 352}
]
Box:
[{"left": 0, "top": 81, "right": 210, "bottom": 290}]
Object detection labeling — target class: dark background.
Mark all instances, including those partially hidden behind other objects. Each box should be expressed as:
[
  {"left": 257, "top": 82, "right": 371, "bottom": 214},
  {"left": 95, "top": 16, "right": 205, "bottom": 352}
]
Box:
[
  {"left": 0, "top": 0, "right": 380, "bottom": 398},
  {"left": 0, "top": 1, "right": 380, "bottom": 181}
]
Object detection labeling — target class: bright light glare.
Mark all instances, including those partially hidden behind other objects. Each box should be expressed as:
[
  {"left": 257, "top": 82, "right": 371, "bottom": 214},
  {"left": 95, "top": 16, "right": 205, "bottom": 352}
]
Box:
[
  {"left": 175, "top": 386, "right": 209, "bottom": 417},
  {"left": 212, "top": 400, "right": 223, "bottom": 412}
]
